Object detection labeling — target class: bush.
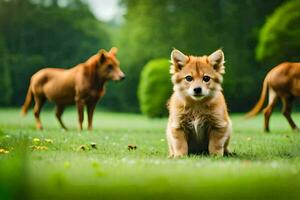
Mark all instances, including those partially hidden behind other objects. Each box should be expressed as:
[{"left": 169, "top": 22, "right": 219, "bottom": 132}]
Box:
[
  {"left": 256, "top": 0, "right": 300, "bottom": 64},
  {"left": 138, "top": 59, "right": 172, "bottom": 118}
]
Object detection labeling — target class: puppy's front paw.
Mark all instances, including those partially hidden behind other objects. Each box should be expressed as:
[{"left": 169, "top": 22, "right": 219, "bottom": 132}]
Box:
[
  {"left": 173, "top": 153, "right": 188, "bottom": 159},
  {"left": 168, "top": 154, "right": 174, "bottom": 159},
  {"left": 224, "top": 148, "right": 236, "bottom": 157},
  {"left": 209, "top": 149, "right": 224, "bottom": 157}
]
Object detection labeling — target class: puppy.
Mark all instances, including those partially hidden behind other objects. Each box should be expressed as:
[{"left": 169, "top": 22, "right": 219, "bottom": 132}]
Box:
[
  {"left": 166, "top": 49, "right": 232, "bottom": 157},
  {"left": 21, "top": 47, "right": 125, "bottom": 131}
]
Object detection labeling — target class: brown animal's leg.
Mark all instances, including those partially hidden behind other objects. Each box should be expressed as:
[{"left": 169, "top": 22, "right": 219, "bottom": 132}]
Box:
[
  {"left": 281, "top": 96, "right": 298, "bottom": 131},
  {"left": 33, "top": 95, "right": 45, "bottom": 130},
  {"left": 87, "top": 101, "right": 97, "bottom": 131},
  {"left": 55, "top": 105, "right": 68, "bottom": 130},
  {"left": 263, "top": 88, "right": 278, "bottom": 132},
  {"left": 223, "top": 121, "right": 232, "bottom": 156},
  {"left": 171, "top": 128, "right": 188, "bottom": 158},
  {"left": 76, "top": 100, "right": 85, "bottom": 131},
  {"left": 223, "top": 136, "right": 231, "bottom": 156},
  {"left": 166, "top": 130, "right": 174, "bottom": 158},
  {"left": 208, "top": 129, "right": 228, "bottom": 156},
  {"left": 167, "top": 140, "right": 174, "bottom": 158}
]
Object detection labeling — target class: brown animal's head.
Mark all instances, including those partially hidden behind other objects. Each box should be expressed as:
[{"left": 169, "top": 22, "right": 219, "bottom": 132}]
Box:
[
  {"left": 97, "top": 47, "right": 125, "bottom": 81},
  {"left": 170, "top": 49, "right": 225, "bottom": 101}
]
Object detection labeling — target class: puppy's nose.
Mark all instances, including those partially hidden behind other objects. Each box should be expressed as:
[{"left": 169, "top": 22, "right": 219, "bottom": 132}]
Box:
[{"left": 193, "top": 87, "right": 202, "bottom": 94}]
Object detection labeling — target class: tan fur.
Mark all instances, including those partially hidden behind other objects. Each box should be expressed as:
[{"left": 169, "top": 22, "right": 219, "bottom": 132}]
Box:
[
  {"left": 21, "top": 47, "right": 125, "bottom": 131},
  {"left": 245, "top": 62, "right": 300, "bottom": 132},
  {"left": 167, "top": 49, "right": 232, "bottom": 158}
]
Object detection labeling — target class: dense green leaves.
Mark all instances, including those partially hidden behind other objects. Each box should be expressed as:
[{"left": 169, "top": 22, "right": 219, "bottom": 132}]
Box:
[
  {"left": 0, "top": 37, "right": 12, "bottom": 105},
  {"left": 138, "top": 59, "right": 172, "bottom": 118},
  {"left": 0, "top": 0, "right": 295, "bottom": 113},
  {"left": 256, "top": 0, "right": 300, "bottom": 65},
  {"left": 116, "top": 0, "right": 285, "bottom": 113}
]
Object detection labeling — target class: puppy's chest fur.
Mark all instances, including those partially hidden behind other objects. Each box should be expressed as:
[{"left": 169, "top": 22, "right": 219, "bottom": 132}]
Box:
[
  {"left": 178, "top": 106, "right": 225, "bottom": 153},
  {"left": 180, "top": 109, "right": 215, "bottom": 138}
]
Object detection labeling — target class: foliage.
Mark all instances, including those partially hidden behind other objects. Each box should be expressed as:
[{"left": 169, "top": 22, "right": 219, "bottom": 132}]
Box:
[
  {"left": 116, "top": 0, "right": 285, "bottom": 112},
  {"left": 0, "top": 37, "right": 12, "bottom": 105},
  {"left": 0, "top": 0, "right": 291, "bottom": 113},
  {"left": 1, "top": 109, "right": 300, "bottom": 199},
  {"left": 138, "top": 59, "right": 172, "bottom": 118},
  {"left": 256, "top": 0, "right": 300, "bottom": 65}
]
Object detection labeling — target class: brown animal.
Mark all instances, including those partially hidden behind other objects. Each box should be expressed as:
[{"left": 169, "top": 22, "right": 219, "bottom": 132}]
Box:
[
  {"left": 167, "top": 49, "right": 232, "bottom": 158},
  {"left": 21, "top": 47, "right": 125, "bottom": 131},
  {"left": 246, "top": 62, "right": 300, "bottom": 132}
]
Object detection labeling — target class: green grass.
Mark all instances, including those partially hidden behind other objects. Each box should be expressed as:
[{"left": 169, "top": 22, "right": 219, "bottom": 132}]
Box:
[{"left": 1, "top": 108, "right": 300, "bottom": 200}]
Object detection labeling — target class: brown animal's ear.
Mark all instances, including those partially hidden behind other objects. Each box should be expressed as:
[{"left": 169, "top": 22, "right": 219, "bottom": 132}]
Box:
[
  {"left": 98, "top": 49, "right": 107, "bottom": 64},
  {"left": 208, "top": 49, "right": 225, "bottom": 74},
  {"left": 170, "top": 49, "right": 188, "bottom": 74},
  {"left": 109, "top": 47, "right": 118, "bottom": 56}
]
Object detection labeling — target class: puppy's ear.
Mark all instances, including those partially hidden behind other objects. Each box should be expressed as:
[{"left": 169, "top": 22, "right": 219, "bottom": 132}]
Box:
[
  {"left": 170, "top": 49, "right": 188, "bottom": 73},
  {"left": 109, "top": 47, "right": 118, "bottom": 56},
  {"left": 98, "top": 49, "right": 107, "bottom": 64},
  {"left": 208, "top": 49, "right": 225, "bottom": 74}
]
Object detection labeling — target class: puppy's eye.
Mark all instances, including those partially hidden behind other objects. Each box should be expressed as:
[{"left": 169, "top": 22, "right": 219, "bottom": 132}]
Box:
[
  {"left": 185, "top": 75, "right": 193, "bottom": 82},
  {"left": 107, "top": 64, "right": 113, "bottom": 72},
  {"left": 203, "top": 75, "right": 211, "bottom": 82}
]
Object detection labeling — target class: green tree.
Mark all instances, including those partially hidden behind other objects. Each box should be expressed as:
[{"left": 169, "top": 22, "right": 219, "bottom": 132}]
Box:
[
  {"left": 116, "top": 0, "right": 285, "bottom": 112},
  {"left": 0, "top": 37, "right": 12, "bottom": 105},
  {"left": 138, "top": 58, "right": 171, "bottom": 118},
  {"left": 256, "top": 0, "right": 300, "bottom": 65},
  {"left": 115, "top": 0, "right": 222, "bottom": 112}
]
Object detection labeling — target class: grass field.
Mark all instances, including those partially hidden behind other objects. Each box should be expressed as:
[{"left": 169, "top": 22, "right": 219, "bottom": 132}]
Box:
[{"left": 1, "top": 108, "right": 300, "bottom": 200}]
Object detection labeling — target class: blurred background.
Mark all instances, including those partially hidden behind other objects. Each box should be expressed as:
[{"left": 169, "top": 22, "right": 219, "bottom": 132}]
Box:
[{"left": 0, "top": 0, "right": 299, "bottom": 116}]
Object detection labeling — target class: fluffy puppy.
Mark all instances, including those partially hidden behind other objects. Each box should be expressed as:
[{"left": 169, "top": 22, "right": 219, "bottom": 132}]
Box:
[{"left": 166, "top": 49, "right": 232, "bottom": 158}]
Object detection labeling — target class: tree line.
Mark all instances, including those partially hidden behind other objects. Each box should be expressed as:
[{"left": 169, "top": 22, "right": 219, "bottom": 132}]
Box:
[{"left": 1, "top": 0, "right": 299, "bottom": 113}]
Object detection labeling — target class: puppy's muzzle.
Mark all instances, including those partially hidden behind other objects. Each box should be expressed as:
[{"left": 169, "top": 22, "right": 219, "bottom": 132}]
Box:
[{"left": 193, "top": 87, "right": 202, "bottom": 95}]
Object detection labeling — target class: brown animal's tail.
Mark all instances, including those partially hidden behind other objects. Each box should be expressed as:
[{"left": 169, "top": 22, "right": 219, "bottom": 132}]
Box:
[
  {"left": 21, "top": 83, "right": 33, "bottom": 116},
  {"left": 245, "top": 75, "right": 269, "bottom": 118}
]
